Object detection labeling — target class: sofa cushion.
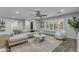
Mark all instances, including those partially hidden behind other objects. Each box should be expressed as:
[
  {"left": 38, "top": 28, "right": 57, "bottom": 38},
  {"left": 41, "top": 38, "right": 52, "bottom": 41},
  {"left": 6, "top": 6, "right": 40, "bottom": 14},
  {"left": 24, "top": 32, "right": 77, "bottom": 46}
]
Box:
[
  {"left": 9, "top": 34, "right": 28, "bottom": 43},
  {"left": 23, "top": 33, "right": 33, "bottom": 37}
]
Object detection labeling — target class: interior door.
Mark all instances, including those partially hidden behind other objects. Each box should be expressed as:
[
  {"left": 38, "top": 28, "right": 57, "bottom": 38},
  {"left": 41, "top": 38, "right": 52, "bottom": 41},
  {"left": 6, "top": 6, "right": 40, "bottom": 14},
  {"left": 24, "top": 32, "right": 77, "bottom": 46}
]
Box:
[{"left": 30, "top": 21, "right": 34, "bottom": 32}]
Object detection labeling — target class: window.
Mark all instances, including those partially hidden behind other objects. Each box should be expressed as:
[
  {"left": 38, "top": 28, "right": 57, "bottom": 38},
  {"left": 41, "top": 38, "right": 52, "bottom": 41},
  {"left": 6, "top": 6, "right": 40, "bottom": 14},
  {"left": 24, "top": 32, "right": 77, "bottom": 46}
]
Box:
[{"left": 11, "top": 20, "right": 17, "bottom": 30}]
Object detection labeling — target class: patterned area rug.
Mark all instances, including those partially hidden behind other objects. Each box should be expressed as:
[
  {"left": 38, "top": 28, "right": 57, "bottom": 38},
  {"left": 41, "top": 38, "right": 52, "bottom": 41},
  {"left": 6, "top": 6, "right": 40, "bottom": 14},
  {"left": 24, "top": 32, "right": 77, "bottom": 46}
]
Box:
[{"left": 11, "top": 35, "right": 62, "bottom": 52}]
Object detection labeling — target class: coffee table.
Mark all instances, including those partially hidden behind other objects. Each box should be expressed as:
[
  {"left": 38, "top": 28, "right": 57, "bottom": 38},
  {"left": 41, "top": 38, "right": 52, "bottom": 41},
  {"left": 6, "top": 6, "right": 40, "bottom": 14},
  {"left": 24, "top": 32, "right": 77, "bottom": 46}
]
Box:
[{"left": 33, "top": 34, "right": 46, "bottom": 43}]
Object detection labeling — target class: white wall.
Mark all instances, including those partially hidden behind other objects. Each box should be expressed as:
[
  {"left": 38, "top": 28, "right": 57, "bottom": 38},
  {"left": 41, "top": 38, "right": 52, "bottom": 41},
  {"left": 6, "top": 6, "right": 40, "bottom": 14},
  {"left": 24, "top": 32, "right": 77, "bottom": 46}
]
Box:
[
  {"left": 17, "top": 20, "right": 24, "bottom": 30},
  {"left": 24, "top": 20, "right": 40, "bottom": 31},
  {"left": 39, "top": 12, "right": 79, "bottom": 39},
  {"left": 5, "top": 19, "right": 13, "bottom": 33},
  {"left": 33, "top": 20, "right": 40, "bottom": 30},
  {"left": 0, "top": 18, "right": 24, "bottom": 33},
  {"left": 25, "top": 20, "right": 30, "bottom": 31},
  {"left": 0, "top": 18, "right": 40, "bottom": 33}
]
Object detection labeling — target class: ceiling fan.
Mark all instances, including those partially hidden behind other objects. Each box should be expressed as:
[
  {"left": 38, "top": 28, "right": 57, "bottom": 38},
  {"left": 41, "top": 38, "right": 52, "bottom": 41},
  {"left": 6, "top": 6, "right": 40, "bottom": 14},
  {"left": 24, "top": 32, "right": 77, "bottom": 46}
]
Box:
[
  {"left": 35, "top": 10, "right": 47, "bottom": 18},
  {"left": 26, "top": 9, "right": 47, "bottom": 19}
]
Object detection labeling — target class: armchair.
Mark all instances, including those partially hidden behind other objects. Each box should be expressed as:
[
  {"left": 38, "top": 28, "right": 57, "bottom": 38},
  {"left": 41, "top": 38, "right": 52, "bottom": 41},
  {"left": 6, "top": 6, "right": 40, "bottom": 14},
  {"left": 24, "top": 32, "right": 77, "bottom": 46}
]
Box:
[{"left": 55, "top": 29, "right": 66, "bottom": 40}]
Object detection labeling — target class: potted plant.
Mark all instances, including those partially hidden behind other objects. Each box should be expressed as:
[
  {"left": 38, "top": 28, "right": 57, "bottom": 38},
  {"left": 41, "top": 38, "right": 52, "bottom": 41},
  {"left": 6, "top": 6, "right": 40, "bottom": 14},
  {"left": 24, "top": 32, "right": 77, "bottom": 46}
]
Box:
[
  {"left": 68, "top": 17, "right": 79, "bottom": 38},
  {"left": 68, "top": 16, "right": 79, "bottom": 51}
]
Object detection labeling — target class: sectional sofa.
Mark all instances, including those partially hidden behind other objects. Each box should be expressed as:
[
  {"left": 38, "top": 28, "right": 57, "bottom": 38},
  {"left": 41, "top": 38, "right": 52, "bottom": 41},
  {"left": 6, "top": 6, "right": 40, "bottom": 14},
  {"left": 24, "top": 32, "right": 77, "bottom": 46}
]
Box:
[
  {"left": 0, "top": 32, "right": 33, "bottom": 52},
  {"left": 9, "top": 33, "right": 33, "bottom": 46}
]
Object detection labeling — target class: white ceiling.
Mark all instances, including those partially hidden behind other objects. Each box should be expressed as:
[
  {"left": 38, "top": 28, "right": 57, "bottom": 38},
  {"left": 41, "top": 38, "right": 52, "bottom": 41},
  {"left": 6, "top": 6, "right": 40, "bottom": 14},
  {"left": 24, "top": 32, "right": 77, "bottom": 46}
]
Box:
[{"left": 0, "top": 7, "right": 79, "bottom": 20}]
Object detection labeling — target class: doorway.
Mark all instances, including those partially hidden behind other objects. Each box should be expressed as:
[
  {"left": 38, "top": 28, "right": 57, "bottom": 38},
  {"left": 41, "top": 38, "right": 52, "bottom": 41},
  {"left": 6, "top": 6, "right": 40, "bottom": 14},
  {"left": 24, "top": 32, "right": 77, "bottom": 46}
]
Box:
[{"left": 30, "top": 21, "right": 34, "bottom": 32}]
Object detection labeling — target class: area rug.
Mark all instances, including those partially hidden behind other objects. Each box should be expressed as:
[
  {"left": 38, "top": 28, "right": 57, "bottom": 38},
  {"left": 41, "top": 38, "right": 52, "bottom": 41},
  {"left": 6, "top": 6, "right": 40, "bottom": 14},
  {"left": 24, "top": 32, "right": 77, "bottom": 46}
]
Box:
[{"left": 11, "top": 35, "right": 62, "bottom": 52}]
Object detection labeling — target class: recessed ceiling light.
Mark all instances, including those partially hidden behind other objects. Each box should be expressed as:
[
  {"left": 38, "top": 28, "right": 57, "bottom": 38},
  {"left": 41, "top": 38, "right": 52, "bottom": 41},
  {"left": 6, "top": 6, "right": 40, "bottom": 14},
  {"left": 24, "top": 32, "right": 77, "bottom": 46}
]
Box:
[
  {"left": 16, "top": 11, "right": 19, "bottom": 14},
  {"left": 60, "top": 9, "right": 64, "bottom": 12},
  {"left": 12, "top": 16, "right": 15, "bottom": 18},
  {"left": 57, "top": 9, "right": 64, "bottom": 14}
]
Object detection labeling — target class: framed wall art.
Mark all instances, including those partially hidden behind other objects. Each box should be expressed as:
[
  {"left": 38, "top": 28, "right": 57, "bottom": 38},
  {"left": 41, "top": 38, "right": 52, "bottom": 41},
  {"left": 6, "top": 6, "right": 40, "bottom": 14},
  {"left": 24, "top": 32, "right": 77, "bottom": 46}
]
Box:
[
  {"left": 54, "top": 21, "right": 58, "bottom": 30},
  {"left": 46, "top": 21, "right": 49, "bottom": 28},
  {"left": 50, "top": 22, "right": 54, "bottom": 30},
  {"left": 60, "top": 21, "right": 63, "bottom": 29},
  {"left": 58, "top": 21, "right": 64, "bottom": 29},
  {"left": 40, "top": 21, "right": 44, "bottom": 28}
]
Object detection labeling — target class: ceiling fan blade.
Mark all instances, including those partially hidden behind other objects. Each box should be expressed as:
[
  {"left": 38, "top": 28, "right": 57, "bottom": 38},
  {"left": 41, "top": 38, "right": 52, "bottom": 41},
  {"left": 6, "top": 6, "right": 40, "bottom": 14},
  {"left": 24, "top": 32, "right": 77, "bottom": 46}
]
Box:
[
  {"left": 41, "top": 15, "right": 47, "bottom": 16},
  {"left": 39, "top": 16, "right": 43, "bottom": 18}
]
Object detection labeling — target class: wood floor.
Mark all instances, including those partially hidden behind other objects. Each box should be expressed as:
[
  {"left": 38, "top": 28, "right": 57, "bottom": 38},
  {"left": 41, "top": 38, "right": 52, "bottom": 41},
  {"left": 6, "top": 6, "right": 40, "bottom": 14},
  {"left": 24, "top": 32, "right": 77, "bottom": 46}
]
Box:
[{"left": 53, "top": 39, "right": 77, "bottom": 52}]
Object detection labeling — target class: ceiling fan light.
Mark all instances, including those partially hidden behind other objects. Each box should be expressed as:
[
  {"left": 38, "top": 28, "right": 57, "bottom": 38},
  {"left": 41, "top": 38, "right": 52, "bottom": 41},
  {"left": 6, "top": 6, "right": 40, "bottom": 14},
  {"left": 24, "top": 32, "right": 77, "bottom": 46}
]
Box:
[
  {"left": 12, "top": 16, "right": 15, "bottom": 18},
  {"left": 16, "top": 11, "right": 19, "bottom": 14},
  {"left": 60, "top": 9, "right": 64, "bottom": 12},
  {"left": 36, "top": 17, "right": 40, "bottom": 18}
]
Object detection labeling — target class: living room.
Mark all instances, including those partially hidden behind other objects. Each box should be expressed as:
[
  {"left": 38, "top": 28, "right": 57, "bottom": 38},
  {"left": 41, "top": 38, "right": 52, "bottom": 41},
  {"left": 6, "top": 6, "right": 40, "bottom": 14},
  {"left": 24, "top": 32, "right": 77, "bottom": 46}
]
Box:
[{"left": 0, "top": 7, "right": 79, "bottom": 52}]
